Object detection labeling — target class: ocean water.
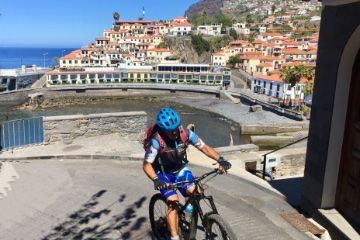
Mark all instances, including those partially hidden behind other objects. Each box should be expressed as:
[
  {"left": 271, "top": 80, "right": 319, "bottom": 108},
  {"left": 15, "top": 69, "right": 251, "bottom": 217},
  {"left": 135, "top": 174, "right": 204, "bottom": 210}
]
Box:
[{"left": 0, "top": 47, "right": 77, "bottom": 69}]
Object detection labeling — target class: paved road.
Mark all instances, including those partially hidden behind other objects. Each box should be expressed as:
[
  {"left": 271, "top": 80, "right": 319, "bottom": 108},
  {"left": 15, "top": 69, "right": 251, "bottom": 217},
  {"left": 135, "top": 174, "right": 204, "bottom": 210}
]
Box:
[{"left": 0, "top": 160, "right": 309, "bottom": 240}]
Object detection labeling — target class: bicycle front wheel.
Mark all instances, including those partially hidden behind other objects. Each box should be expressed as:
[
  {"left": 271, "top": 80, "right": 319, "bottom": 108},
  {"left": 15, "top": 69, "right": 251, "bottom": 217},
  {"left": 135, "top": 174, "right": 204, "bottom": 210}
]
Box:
[
  {"left": 149, "top": 193, "right": 170, "bottom": 239},
  {"left": 206, "top": 214, "right": 237, "bottom": 240}
]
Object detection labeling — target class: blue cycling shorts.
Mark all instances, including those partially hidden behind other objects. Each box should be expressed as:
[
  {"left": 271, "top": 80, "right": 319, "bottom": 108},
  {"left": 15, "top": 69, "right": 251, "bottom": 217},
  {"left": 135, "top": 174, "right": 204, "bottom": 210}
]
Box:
[{"left": 157, "top": 166, "right": 195, "bottom": 200}]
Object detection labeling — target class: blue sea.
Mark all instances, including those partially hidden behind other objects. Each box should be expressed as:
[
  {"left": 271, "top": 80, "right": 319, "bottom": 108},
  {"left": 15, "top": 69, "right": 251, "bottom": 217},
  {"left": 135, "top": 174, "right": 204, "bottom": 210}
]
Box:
[{"left": 0, "top": 47, "right": 77, "bottom": 69}]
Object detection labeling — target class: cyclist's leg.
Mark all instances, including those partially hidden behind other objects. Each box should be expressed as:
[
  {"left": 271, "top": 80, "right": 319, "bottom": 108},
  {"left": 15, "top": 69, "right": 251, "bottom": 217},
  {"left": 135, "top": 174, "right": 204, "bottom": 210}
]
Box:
[
  {"left": 166, "top": 194, "right": 180, "bottom": 238},
  {"left": 176, "top": 167, "right": 196, "bottom": 197},
  {"left": 157, "top": 172, "right": 180, "bottom": 238}
]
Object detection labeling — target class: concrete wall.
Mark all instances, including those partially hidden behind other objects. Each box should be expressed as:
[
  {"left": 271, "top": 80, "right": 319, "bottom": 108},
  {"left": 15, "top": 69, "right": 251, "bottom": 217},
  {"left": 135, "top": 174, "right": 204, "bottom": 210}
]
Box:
[{"left": 43, "top": 112, "right": 147, "bottom": 145}]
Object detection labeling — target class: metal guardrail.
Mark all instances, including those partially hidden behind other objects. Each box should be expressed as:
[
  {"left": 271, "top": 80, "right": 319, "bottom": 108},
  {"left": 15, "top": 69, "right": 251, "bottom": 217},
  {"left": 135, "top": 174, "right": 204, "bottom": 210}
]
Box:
[
  {"left": 0, "top": 117, "right": 44, "bottom": 151},
  {"left": 261, "top": 136, "right": 308, "bottom": 180}
]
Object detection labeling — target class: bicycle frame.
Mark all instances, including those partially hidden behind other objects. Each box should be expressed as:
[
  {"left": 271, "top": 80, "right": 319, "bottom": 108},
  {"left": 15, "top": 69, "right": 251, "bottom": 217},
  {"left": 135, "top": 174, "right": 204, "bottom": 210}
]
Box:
[{"left": 173, "top": 169, "right": 221, "bottom": 237}]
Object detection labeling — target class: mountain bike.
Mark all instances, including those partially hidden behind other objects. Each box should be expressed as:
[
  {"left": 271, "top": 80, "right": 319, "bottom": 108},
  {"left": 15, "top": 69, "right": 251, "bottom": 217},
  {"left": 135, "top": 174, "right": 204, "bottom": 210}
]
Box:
[{"left": 149, "top": 168, "right": 237, "bottom": 240}]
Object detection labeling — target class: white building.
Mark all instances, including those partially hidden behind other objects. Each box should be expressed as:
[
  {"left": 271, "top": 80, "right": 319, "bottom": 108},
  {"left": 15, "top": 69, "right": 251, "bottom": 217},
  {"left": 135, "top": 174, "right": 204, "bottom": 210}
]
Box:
[
  {"left": 232, "top": 23, "right": 251, "bottom": 35},
  {"left": 170, "top": 21, "right": 192, "bottom": 36},
  {"left": 196, "top": 24, "right": 222, "bottom": 36},
  {"left": 251, "top": 73, "right": 306, "bottom": 104}
]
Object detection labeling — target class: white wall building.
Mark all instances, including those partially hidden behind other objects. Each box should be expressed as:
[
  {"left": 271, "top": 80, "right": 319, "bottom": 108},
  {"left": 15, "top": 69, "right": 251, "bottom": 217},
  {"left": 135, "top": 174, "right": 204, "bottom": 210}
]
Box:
[{"left": 196, "top": 24, "right": 222, "bottom": 36}]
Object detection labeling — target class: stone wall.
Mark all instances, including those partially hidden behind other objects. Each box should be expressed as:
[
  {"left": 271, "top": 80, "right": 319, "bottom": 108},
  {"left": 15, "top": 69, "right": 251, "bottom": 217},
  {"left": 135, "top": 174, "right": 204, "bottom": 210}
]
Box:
[
  {"left": 275, "top": 153, "right": 306, "bottom": 178},
  {"left": 43, "top": 112, "right": 147, "bottom": 145}
]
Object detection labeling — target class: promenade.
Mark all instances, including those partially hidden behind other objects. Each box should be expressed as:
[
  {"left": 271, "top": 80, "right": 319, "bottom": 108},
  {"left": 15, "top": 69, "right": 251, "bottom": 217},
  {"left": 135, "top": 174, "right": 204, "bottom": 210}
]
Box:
[{"left": 0, "top": 134, "right": 319, "bottom": 239}]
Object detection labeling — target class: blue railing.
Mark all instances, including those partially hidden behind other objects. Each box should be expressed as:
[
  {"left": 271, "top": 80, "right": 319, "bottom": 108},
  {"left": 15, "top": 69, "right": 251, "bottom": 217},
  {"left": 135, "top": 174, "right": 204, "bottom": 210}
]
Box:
[{"left": 0, "top": 117, "right": 44, "bottom": 151}]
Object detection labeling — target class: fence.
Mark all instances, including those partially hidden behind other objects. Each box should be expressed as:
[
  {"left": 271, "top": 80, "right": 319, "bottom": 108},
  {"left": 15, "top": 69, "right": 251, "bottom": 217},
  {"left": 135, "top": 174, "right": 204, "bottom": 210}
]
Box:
[{"left": 0, "top": 117, "right": 44, "bottom": 151}]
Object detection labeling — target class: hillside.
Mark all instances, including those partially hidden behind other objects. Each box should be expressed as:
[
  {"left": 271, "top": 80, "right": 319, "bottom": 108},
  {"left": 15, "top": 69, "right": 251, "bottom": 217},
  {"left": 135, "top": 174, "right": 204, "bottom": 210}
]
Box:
[{"left": 185, "top": 0, "right": 249, "bottom": 21}]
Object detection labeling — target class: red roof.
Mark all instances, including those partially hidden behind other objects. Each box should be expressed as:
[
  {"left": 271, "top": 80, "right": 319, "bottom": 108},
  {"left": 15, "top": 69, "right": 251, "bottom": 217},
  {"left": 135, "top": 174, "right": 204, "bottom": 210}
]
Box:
[
  {"left": 96, "top": 37, "right": 109, "bottom": 41},
  {"left": 60, "top": 50, "right": 82, "bottom": 60},
  {"left": 171, "top": 21, "right": 192, "bottom": 27},
  {"left": 257, "top": 63, "right": 273, "bottom": 68}
]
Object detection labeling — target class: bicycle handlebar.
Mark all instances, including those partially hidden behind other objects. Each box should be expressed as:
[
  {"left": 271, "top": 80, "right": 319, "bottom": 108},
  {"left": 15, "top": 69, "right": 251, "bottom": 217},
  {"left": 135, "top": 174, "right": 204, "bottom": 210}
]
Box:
[{"left": 167, "top": 168, "right": 219, "bottom": 189}]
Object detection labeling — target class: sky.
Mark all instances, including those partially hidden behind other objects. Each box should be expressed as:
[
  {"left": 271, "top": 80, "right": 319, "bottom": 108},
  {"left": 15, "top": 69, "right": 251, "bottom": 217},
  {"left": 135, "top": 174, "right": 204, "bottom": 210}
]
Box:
[{"left": 0, "top": 0, "right": 198, "bottom": 48}]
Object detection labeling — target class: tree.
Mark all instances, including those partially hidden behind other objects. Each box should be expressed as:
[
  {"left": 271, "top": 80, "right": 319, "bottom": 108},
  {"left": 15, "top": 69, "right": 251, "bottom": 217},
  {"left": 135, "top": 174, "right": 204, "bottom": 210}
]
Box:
[
  {"left": 246, "top": 14, "right": 253, "bottom": 24},
  {"left": 227, "top": 55, "right": 241, "bottom": 68},
  {"left": 191, "top": 34, "right": 210, "bottom": 55},
  {"left": 279, "top": 65, "right": 315, "bottom": 108},
  {"left": 157, "top": 42, "right": 167, "bottom": 48},
  {"left": 215, "top": 14, "right": 233, "bottom": 27},
  {"left": 209, "top": 36, "right": 230, "bottom": 52},
  {"left": 202, "top": 10, "right": 208, "bottom": 25},
  {"left": 229, "top": 28, "right": 238, "bottom": 40}
]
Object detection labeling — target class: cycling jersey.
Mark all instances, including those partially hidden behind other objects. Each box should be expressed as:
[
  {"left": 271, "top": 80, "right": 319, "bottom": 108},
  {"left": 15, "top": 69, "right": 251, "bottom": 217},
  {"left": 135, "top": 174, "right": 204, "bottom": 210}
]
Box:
[{"left": 144, "top": 129, "right": 205, "bottom": 172}]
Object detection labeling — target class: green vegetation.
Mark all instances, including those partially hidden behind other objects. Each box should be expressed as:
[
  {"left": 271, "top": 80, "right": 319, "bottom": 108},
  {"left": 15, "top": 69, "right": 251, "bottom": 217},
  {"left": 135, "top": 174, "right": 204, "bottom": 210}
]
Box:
[
  {"left": 191, "top": 34, "right": 210, "bottom": 55},
  {"left": 280, "top": 65, "right": 315, "bottom": 109},
  {"left": 208, "top": 35, "right": 230, "bottom": 52},
  {"left": 229, "top": 28, "right": 238, "bottom": 40},
  {"left": 245, "top": 14, "right": 253, "bottom": 24},
  {"left": 272, "top": 24, "right": 293, "bottom": 34},
  {"left": 280, "top": 65, "right": 314, "bottom": 87},
  {"left": 156, "top": 42, "right": 167, "bottom": 48},
  {"left": 227, "top": 55, "right": 241, "bottom": 68},
  {"left": 214, "top": 14, "right": 233, "bottom": 27}
]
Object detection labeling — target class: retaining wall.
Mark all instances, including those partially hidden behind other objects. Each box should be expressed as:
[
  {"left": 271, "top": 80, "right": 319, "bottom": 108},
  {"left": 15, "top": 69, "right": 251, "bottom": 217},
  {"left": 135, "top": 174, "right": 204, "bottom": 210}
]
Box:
[{"left": 43, "top": 112, "right": 147, "bottom": 145}]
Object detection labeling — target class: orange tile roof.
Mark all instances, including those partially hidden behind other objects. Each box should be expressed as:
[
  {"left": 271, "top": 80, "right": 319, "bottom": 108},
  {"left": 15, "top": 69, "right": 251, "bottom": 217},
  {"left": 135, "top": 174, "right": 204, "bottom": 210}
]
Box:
[
  {"left": 213, "top": 51, "right": 225, "bottom": 56},
  {"left": 171, "top": 21, "right": 192, "bottom": 27},
  {"left": 230, "top": 40, "right": 249, "bottom": 45},
  {"left": 257, "top": 63, "right": 273, "bottom": 67},
  {"left": 240, "top": 55, "right": 263, "bottom": 60},
  {"left": 259, "top": 56, "right": 284, "bottom": 61},
  {"left": 262, "top": 32, "right": 283, "bottom": 37},
  {"left": 60, "top": 50, "right": 82, "bottom": 60},
  {"left": 96, "top": 37, "right": 109, "bottom": 41},
  {"left": 253, "top": 40, "right": 265, "bottom": 44},
  {"left": 239, "top": 52, "right": 263, "bottom": 56},
  {"left": 283, "top": 48, "right": 316, "bottom": 55},
  {"left": 253, "top": 73, "right": 282, "bottom": 82}
]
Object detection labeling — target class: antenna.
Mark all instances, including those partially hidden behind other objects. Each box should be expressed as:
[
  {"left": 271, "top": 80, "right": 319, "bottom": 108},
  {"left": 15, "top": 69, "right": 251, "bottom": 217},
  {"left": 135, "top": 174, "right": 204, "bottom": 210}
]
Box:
[{"left": 142, "top": 7, "right": 145, "bottom": 20}]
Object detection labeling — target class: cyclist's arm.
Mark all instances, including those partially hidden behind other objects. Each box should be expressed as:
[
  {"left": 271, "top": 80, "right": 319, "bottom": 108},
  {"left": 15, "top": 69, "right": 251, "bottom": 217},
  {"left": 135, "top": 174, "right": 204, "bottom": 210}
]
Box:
[
  {"left": 188, "top": 130, "right": 220, "bottom": 162},
  {"left": 143, "top": 161, "right": 157, "bottom": 181},
  {"left": 199, "top": 144, "right": 220, "bottom": 162},
  {"left": 143, "top": 139, "right": 160, "bottom": 181}
]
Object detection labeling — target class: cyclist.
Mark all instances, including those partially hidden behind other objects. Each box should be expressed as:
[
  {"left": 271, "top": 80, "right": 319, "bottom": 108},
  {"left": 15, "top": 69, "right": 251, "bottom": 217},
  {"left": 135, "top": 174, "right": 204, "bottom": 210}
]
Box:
[{"left": 143, "top": 107, "right": 231, "bottom": 240}]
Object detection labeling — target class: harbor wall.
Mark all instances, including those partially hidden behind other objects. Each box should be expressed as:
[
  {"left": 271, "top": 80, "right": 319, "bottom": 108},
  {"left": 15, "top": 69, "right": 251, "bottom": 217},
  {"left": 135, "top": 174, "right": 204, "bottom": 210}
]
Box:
[{"left": 43, "top": 112, "right": 147, "bottom": 145}]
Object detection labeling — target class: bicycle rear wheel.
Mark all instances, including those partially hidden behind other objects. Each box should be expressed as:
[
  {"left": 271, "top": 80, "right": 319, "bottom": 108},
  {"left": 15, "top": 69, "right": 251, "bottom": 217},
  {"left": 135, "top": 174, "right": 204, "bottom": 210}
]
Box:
[
  {"left": 206, "top": 214, "right": 237, "bottom": 240},
  {"left": 149, "top": 193, "right": 170, "bottom": 239}
]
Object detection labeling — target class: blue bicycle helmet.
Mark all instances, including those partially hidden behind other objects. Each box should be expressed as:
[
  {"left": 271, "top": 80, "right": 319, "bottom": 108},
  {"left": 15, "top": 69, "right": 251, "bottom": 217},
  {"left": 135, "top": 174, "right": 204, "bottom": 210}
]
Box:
[{"left": 156, "top": 108, "right": 181, "bottom": 132}]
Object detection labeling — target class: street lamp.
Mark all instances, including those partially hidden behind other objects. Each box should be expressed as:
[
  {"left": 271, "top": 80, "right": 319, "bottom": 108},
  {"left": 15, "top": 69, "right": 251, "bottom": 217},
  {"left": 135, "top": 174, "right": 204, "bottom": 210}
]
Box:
[
  {"left": 42, "top": 52, "right": 48, "bottom": 68},
  {"left": 61, "top": 50, "right": 66, "bottom": 57}
]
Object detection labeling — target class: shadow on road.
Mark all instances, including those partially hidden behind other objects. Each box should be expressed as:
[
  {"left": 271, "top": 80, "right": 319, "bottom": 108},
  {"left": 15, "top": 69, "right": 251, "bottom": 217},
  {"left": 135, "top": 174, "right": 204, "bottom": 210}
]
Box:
[
  {"left": 41, "top": 190, "right": 150, "bottom": 240},
  {"left": 269, "top": 177, "right": 304, "bottom": 209}
]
